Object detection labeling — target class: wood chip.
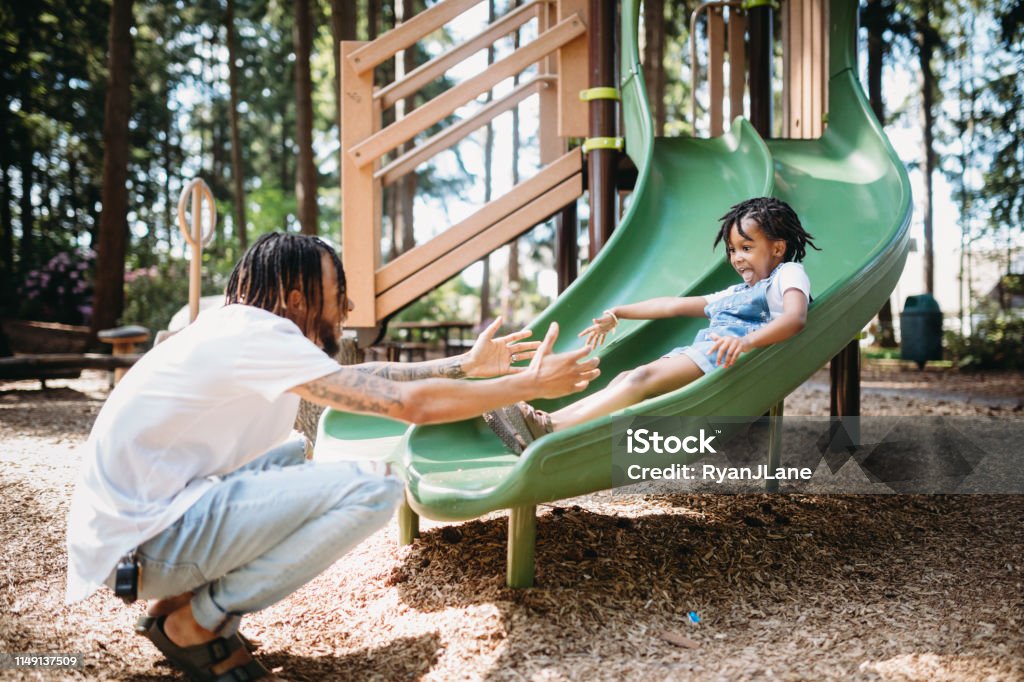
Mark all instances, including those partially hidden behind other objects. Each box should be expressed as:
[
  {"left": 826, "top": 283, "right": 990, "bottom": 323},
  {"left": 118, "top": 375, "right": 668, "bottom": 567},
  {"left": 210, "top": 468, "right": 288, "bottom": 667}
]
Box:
[{"left": 660, "top": 631, "right": 700, "bottom": 649}]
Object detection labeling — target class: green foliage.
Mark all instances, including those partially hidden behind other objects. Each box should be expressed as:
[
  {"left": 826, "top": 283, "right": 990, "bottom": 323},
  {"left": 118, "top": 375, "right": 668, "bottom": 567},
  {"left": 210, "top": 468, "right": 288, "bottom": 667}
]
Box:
[
  {"left": 245, "top": 183, "right": 299, "bottom": 237},
  {"left": 863, "top": 346, "right": 902, "bottom": 360},
  {"left": 392, "top": 278, "right": 476, "bottom": 328},
  {"left": 121, "top": 256, "right": 232, "bottom": 344},
  {"left": 944, "top": 314, "right": 1024, "bottom": 370}
]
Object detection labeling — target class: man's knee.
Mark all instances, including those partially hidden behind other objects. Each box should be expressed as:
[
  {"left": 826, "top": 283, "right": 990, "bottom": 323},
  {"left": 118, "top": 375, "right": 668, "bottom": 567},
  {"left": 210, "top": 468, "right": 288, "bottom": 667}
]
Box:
[{"left": 331, "top": 469, "right": 404, "bottom": 516}]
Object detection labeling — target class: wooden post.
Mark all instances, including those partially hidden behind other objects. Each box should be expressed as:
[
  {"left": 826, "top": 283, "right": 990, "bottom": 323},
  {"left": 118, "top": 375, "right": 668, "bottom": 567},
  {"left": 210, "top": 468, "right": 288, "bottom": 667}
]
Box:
[
  {"left": 341, "top": 41, "right": 379, "bottom": 328},
  {"left": 783, "top": 0, "right": 828, "bottom": 139},
  {"left": 98, "top": 326, "right": 150, "bottom": 385},
  {"left": 747, "top": 1, "right": 774, "bottom": 138},
  {"left": 557, "top": 0, "right": 589, "bottom": 138},
  {"left": 708, "top": 7, "right": 725, "bottom": 136},
  {"left": 727, "top": 8, "right": 747, "bottom": 123},
  {"left": 176, "top": 179, "right": 215, "bottom": 324}
]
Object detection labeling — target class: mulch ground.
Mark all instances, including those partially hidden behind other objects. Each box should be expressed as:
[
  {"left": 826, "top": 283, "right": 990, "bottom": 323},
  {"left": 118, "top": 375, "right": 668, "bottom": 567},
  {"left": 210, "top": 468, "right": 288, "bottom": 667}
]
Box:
[{"left": 1, "top": 362, "right": 1022, "bottom": 681}]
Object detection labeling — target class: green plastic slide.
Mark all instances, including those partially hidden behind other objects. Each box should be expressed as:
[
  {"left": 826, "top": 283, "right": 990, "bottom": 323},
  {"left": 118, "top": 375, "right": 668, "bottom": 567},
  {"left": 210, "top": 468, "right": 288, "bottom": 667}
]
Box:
[{"left": 317, "top": 0, "right": 912, "bottom": 585}]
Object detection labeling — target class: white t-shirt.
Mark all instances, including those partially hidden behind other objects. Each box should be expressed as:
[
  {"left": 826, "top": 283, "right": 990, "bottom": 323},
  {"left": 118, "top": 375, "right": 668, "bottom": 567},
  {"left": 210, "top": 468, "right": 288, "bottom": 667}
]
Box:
[
  {"left": 703, "top": 262, "right": 811, "bottom": 318},
  {"left": 65, "top": 304, "right": 341, "bottom": 603}
]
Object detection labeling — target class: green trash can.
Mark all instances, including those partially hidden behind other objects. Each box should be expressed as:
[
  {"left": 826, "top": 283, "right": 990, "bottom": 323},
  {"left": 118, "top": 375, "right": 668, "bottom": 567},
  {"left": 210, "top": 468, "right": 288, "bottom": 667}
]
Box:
[{"left": 900, "top": 294, "right": 943, "bottom": 369}]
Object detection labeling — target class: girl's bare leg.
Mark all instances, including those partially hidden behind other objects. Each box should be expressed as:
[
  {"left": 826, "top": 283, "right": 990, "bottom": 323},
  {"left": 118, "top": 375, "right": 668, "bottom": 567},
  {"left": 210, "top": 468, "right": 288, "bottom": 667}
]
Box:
[{"left": 549, "top": 355, "right": 705, "bottom": 431}]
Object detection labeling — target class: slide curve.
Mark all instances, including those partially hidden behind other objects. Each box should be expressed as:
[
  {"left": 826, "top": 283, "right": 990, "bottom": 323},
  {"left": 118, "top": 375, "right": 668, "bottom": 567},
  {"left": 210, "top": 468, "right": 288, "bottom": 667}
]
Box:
[{"left": 317, "top": 0, "right": 912, "bottom": 522}]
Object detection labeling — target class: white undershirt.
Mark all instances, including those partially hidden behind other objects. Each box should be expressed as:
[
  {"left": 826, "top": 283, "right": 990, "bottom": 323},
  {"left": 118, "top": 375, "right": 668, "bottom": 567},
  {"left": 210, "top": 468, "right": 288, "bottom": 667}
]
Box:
[{"left": 703, "top": 262, "right": 811, "bottom": 318}]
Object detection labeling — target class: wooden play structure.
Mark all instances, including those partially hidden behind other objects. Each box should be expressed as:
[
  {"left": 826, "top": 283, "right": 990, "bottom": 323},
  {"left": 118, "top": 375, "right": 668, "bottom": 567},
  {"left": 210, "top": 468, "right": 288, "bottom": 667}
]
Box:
[{"left": 320, "top": 0, "right": 911, "bottom": 588}]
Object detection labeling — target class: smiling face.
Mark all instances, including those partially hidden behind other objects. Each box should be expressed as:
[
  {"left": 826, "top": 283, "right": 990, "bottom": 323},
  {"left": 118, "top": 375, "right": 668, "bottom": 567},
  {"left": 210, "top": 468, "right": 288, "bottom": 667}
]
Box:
[{"left": 726, "top": 217, "right": 787, "bottom": 286}]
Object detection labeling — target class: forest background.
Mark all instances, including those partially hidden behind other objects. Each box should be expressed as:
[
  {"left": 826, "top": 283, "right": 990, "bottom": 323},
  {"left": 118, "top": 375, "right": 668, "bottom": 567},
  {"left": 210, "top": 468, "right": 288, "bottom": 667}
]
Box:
[{"left": 1, "top": 0, "right": 1021, "bottom": 365}]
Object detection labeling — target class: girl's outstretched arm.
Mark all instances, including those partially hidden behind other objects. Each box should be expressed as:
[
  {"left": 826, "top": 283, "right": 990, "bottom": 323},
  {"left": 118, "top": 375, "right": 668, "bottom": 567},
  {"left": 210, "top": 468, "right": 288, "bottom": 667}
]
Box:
[
  {"left": 580, "top": 296, "right": 708, "bottom": 348},
  {"left": 609, "top": 296, "right": 709, "bottom": 320},
  {"left": 708, "top": 289, "right": 809, "bottom": 367}
]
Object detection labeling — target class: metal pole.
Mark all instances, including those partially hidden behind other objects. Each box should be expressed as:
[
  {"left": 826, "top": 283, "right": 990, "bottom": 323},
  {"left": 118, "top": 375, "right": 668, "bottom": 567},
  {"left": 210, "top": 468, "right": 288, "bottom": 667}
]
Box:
[
  {"left": 829, "top": 339, "right": 861, "bottom": 449},
  {"left": 556, "top": 202, "right": 578, "bottom": 293},
  {"left": 587, "top": 0, "right": 617, "bottom": 259}
]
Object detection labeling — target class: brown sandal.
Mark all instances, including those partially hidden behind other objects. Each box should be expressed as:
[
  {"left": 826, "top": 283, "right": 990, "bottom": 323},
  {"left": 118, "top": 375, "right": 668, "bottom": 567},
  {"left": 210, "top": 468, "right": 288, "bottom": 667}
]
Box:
[{"left": 136, "top": 614, "right": 270, "bottom": 681}]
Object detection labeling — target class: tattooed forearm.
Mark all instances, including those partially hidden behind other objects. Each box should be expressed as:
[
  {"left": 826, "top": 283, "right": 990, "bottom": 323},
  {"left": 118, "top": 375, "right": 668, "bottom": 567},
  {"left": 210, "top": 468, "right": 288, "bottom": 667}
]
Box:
[
  {"left": 355, "top": 356, "right": 467, "bottom": 381},
  {"left": 301, "top": 368, "right": 405, "bottom": 415}
]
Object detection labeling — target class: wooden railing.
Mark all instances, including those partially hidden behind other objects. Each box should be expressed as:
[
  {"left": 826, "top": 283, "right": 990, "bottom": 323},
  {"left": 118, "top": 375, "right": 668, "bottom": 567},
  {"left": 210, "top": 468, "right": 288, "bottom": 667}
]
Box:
[
  {"left": 691, "top": 0, "right": 829, "bottom": 138},
  {"left": 340, "top": 0, "right": 589, "bottom": 328},
  {"left": 690, "top": 1, "right": 748, "bottom": 137}
]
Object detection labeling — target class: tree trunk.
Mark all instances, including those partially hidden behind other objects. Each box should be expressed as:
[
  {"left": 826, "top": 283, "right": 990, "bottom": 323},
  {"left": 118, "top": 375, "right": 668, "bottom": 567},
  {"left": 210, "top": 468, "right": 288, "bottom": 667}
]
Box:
[
  {"left": 294, "top": 0, "right": 318, "bottom": 235},
  {"left": 279, "top": 96, "right": 289, "bottom": 191},
  {"left": 163, "top": 84, "right": 174, "bottom": 248},
  {"left": 330, "top": 0, "right": 357, "bottom": 134},
  {"left": 367, "top": 0, "right": 379, "bottom": 40},
  {"left": 1, "top": 163, "right": 12, "bottom": 304},
  {"left": 478, "top": 0, "right": 496, "bottom": 327},
  {"left": 396, "top": 0, "right": 417, "bottom": 256},
  {"left": 502, "top": 2, "right": 522, "bottom": 327},
  {"left": 0, "top": 86, "right": 12, "bottom": 300},
  {"left": 211, "top": 102, "right": 226, "bottom": 253},
  {"left": 643, "top": 0, "right": 666, "bottom": 135},
  {"left": 863, "top": 0, "right": 897, "bottom": 346},
  {"left": 18, "top": 135, "right": 34, "bottom": 275},
  {"left": 917, "top": 0, "right": 937, "bottom": 295},
  {"left": 91, "top": 0, "right": 134, "bottom": 335},
  {"left": 226, "top": 0, "right": 248, "bottom": 252}
]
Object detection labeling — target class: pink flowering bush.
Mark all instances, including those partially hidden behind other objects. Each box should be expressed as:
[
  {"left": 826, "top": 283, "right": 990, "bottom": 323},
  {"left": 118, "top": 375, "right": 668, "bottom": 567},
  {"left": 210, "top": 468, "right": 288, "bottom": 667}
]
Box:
[{"left": 17, "top": 249, "right": 96, "bottom": 325}]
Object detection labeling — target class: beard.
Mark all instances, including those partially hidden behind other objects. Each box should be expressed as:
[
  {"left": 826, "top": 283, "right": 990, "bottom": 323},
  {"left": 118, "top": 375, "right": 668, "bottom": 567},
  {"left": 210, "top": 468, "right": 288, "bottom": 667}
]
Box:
[{"left": 318, "top": 320, "right": 341, "bottom": 358}]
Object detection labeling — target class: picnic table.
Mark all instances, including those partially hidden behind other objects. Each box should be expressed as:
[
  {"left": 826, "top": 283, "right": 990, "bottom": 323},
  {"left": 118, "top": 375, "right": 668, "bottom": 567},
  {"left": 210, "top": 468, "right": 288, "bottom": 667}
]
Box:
[{"left": 388, "top": 320, "right": 475, "bottom": 361}]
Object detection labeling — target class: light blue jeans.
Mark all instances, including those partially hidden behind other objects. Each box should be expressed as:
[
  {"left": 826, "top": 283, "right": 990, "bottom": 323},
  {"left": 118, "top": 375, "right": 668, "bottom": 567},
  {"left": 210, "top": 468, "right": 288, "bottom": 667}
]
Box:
[{"left": 106, "top": 437, "right": 404, "bottom": 635}]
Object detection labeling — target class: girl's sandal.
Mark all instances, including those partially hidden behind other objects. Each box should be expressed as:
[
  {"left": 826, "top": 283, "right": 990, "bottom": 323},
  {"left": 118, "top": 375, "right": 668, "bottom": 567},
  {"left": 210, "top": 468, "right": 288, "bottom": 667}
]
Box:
[
  {"left": 483, "top": 409, "right": 529, "bottom": 454},
  {"left": 483, "top": 402, "right": 554, "bottom": 455},
  {"left": 506, "top": 403, "right": 553, "bottom": 441},
  {"left": 137, "top": 614, "right": 271, "bottom": 681}
]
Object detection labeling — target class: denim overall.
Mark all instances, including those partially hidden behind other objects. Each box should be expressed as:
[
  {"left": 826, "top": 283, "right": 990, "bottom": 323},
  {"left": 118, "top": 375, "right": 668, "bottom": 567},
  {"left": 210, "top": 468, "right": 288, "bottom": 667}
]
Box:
[{"left": 665, "top": 263, "right": 784, "bottom": 374}]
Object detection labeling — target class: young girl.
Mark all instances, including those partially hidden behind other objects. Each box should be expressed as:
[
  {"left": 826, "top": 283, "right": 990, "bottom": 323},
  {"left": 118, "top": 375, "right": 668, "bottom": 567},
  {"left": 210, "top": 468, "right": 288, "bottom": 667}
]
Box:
[{"left": 485, "top": 196, "right": 819, "bottom": 454}]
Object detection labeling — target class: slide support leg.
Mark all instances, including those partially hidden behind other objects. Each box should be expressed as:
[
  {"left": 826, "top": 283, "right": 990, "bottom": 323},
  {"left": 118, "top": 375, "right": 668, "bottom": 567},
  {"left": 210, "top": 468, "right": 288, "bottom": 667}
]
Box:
[
  {"left": 507, "top": 505, "right": 537, "bottom": 588},
  {"left": 830, "top": 338, "right": 861, "bottom": 449},
  {"left": 398, "top": 491, "right": 419, "bottom": 545}
]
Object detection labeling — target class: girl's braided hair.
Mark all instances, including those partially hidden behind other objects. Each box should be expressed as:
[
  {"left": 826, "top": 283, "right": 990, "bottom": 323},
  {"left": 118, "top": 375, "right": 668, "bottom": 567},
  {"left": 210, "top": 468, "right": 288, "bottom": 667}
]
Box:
[
  {"left": 713, "top": 197, "right": 820, "bottom": 262},
  {"left": 225, "top": 232, "right": 346, "bottom": 337}
]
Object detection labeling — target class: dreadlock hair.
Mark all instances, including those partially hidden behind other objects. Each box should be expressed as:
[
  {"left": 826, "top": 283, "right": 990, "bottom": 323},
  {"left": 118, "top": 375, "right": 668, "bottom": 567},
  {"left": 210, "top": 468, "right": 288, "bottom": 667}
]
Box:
[
  {"left": 225, "top": 232, "right": 346, "bottom": 338},
  {"left": 713, "top": 197, "right": 820, "bottom": 263}
]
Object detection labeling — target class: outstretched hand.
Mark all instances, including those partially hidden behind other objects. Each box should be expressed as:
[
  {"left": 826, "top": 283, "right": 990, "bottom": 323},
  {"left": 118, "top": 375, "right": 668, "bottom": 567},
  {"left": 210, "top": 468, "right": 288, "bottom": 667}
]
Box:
[
  {"left": 463, "top": 317, "right": 543, "bottom": 378},
  {"left": 708, "top": 333, "right": 750, "bottom": 368},
  {"left": 526, "top": 322, "right": 601, "bottom": 399},
  {"left": 578, "top": 312, "right": 618, "bottom": 349}
]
